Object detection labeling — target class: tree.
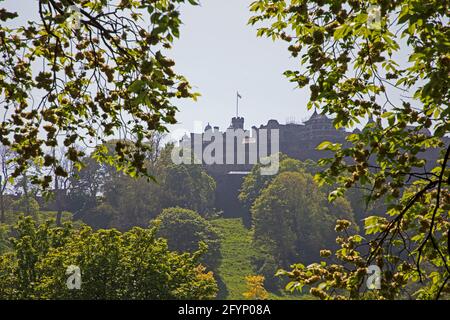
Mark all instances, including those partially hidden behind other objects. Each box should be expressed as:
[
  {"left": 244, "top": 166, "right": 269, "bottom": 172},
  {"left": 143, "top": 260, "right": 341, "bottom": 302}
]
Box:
[
  {"left": 0, "top": 216, "right": 218, "bottom": 299},
  {"left": 75, "top": 143, "right": 217, "bottom": 230},
  {"left": 240, "top": 155, "right": 346, "bottom": 217},
  {"left": 52, "top": 146, "right": 76, "bottom": 226},
  {"left": 11, "top": 196, "right": 40, "bottom": 218},
  {"left": 250, "top": 0, "right": 450, "bottom": 299},
  {"left": 243, "top": 275, "right": 269, "bottom": 300},
  {"left": 0, "top": 224, "right": 9, "bottom": 254},
  {"left": 0, "top": 145, "right": 15, "bottom": 223},
  {"left": 65, "top": 156, "right": 102, "bottom": 216},
  {"left": 251, "top": 171, "right": 355, "bottom": 288},
  {"left": 160, "top": 163, "right": 216, "bottom": 217},
  {"left": 0, "top": 0, "right": 199, "bottom": 189},
  {"left": 239, "top": 154, "right": 315, "bottom": 212},
  {"left": 13, "top": 166, "right": 41, "bottom": 217},
  {"left": 100, "top": 168, "right": 158, "bottom": 230},
  {"left": 155, "top": 207, "right": 221, "bottom": 270},
  {"left": 79, "top": 203, "right": 117, "bottom": 231}
]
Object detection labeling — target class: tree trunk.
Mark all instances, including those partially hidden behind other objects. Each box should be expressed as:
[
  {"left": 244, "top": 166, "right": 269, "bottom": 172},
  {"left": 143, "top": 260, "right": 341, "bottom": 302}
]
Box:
[
  {"left": 55, "top": 175, "right": 62, "bottom": 226},
  {"left": 0, "top": 190, "right": 5, "bottom": 224},
  {"left": 0, "top": 175, "right": 4, "bottom": 223},
  {"left": 22, "top": 174, "right": 30, "bottom": 216}
]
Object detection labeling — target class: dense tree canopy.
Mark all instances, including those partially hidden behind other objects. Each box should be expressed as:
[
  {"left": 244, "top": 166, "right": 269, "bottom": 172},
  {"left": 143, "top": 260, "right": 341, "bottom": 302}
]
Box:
[
  {"left": 250, "top": 167, "right": 356, "bottom": 289},
  {"left": 155, "top": 207, "right": 221, "bottom": 270},
  {"left": 160, "top": 163, "right": 216, "bottom": 217},
  {"left": 0, "top": 216, "right": 217, "bottom": 299},
  {"left": 57, "top": 143, "right": 217, "bottom": 230},
  {"left": 250, "top": 0, "right": 450, "bottom": 299},
  {"left": 239, "top": 155, "right": 319, "bottom": 212}
]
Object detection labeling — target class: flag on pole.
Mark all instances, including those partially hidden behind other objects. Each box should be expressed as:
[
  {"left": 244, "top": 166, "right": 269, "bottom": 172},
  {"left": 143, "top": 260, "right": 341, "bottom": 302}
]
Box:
[{"left": 236, "top": 91, "right": 242, "bottom": 117}]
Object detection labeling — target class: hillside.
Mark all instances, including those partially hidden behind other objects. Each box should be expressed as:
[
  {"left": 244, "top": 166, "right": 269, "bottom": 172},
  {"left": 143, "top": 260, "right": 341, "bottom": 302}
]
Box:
[
  {"left": 212, "top": 218, "right": 310, "bottom": 300},
  {"left": 212, "top": 218, "right": 256, "bottom": 299}
]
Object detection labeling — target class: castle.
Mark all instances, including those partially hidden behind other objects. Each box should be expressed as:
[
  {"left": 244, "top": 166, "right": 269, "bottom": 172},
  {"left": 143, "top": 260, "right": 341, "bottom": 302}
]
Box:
[
  {"left": 179, "top": 111, "right": 350, "bottom": 218},
  {"left": 179, "top": 111, "right": 443, "bottom": 219}
]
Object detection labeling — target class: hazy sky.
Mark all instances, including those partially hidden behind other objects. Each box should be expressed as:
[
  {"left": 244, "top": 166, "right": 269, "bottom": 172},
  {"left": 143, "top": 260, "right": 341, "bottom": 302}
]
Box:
[
  {"left": 169, "top": 0, "right": 311, "bottom": 136},
  {"left": 7, "top": 1, "right": 415, "bottom": 141},
  {"left": 4, "top": 0, "right": 311, "bottom": 139}
]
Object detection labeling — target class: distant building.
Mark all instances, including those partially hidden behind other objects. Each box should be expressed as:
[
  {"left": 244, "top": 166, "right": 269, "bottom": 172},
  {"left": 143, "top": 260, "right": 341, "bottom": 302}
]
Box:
[
  {"left": 179, "top": 111, "right": 443, "bottom": 219},
  {"left": 178, "top": 111, "right": 347, "bottom": 218}
]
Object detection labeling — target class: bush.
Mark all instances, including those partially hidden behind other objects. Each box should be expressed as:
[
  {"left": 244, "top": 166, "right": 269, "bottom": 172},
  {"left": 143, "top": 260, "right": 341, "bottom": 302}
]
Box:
[
  {"left": 155, "top": 207, "right": 221, "bottom": 270},
  {"left": 0, "top": 216, "right": 218, "bottom": 300}
]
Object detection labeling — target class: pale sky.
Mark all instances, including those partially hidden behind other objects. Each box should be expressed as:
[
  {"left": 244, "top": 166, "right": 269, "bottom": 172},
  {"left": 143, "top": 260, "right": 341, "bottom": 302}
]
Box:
[
  {"left": 168, "top": 1, "right": 412, "bottom": 138},
  {"left": 4, "top": 0, "right": 310, "bottom": 139},
  {"left": 169, "top": 0, "right": 310, "bottom": 135},
  {"left": 4, "top": 1, "right": 411, "bottom": 141}
]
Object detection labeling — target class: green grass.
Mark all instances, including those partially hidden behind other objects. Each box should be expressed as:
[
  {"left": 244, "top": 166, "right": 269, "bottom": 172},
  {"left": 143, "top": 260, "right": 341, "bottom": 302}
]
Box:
[
  {"left": 2, "top": 210, "right": 73, "bottom": 226},
  {"left": 212, "top": 218, "right": 256, "bottom": 299},
  {"left": 211, "top": 217, "right": 312, "bottom": 300}
]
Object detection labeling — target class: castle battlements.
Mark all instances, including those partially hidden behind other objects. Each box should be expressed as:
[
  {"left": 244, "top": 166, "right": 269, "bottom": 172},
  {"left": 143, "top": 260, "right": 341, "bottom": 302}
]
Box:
[
  {"left": 180, "top": 111, "right": 347, "bottom": 170},
  {"left": 178, "top": 111, "right": 442, "bottom": 218}
]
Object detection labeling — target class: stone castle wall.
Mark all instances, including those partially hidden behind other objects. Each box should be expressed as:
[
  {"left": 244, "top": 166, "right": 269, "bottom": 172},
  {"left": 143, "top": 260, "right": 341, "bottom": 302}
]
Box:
[{"left": 179, "top": 113, "right": 445, "bottom": 218}]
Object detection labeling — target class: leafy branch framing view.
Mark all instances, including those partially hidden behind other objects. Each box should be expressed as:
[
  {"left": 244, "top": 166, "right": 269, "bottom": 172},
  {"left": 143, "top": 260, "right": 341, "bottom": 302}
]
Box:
[
  {"left": 0, "top": 0, "right": 449, "bottom": 301},
  {"left": 249, "top": 0, "right": 449, "bottom": 299}
]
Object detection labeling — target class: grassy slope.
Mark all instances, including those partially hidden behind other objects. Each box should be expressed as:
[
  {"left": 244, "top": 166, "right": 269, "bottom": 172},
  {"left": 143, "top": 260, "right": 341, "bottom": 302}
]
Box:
[
  {"left": 212, "top": 217, "right": 310, "bottom": 300},
  {"left": 212, "top": 218, "right": 256, "bottom": 299}
]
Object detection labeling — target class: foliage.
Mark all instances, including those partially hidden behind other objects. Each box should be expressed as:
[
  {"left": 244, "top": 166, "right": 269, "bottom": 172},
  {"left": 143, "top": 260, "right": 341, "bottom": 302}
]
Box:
[
  {"left": 252, "top": 171, "right": 356, "bottom": 289},
  {"left": 100, "top": 167, "right": 159, "bottom": 230},
  {"left": 0, "top": 144, "right": 15, "bottom": 223},
  {"left": 79, "top": 203, "right": 116, "bottom": 230},
  {"left": 0, "top": 216, "right": 218, "bottom": 300},
  {"left": 0, "top": 0, "right": 200, "bottom": 188},
  {"left": 155, "top": 207, "right": 221, "bottom": 270},
  {"left": 0, "top": 223, "right": 9, "bottom": 254},
  {"left": 250, "top": 0, "right": 450, "bottom": 299},
  {"left": 243, "top": 275, "right": 269, "bottom": 300},
  {"left": 70, "top": 144, "right": 216, "bottom": 230},
  {"left": 11, "top": 196, "right": 40, "bottom": 217},
  {"left": 278, "top": 218, "right": 404, "bottom": 300},
  {"left": 65, "top": 156, "right": 102, "bottom": 215},
  {"left": 2, "top": 210, "right": 73, "bottom": 227},
  {"left": 160, "top": 163, "right": 216, "bottom": 217},
  {"left": 239, "top": 154, "right": 319, "bottom": 211},
  {"left": 239, "top": 155, "right": 356, "bottom": 289}
]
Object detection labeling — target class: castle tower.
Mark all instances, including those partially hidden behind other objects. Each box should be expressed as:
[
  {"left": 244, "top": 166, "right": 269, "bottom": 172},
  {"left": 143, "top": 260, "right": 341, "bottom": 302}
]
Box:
[
  {"left": 229, "top": 117, "right": 244, "bottom": 130},
  {"left": 204, "top": 122, "right": 212, "bottom": 132},
  {"left": 304, "top": 110, "right": 335, "bottom": 138}
]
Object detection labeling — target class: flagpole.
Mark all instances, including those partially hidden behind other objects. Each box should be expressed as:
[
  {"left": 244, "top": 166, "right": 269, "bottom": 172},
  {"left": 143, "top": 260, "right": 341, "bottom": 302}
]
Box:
[{"left": 236, "top": 91, "right": 239, "bottom": 118}]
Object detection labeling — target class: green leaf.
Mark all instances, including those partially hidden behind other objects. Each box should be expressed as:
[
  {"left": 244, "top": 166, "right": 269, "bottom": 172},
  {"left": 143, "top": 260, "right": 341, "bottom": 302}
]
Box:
[
  {"left": 128, "top": 80, "right": 146, "bottom": 93},
  {"left": 333, "top": 24, "right": 350, "bottom": 40},
  {"left": 317, "top": 141, "right": 333, "bottom": 150}
]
